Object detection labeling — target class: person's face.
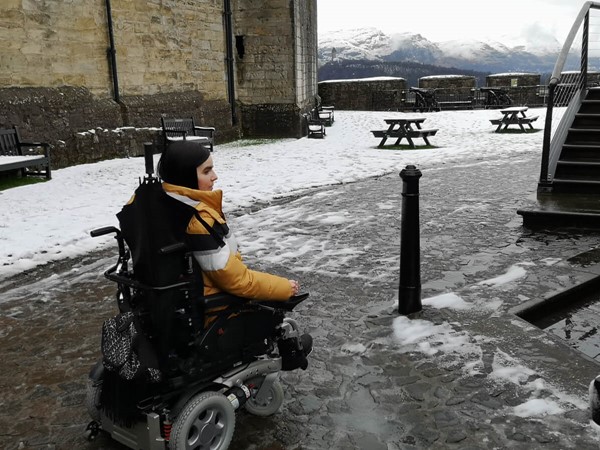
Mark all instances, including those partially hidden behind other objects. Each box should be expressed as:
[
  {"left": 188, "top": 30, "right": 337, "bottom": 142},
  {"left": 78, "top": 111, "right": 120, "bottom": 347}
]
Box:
[{"left": 196, "top": 156, "right": 218, "bottom": 191}]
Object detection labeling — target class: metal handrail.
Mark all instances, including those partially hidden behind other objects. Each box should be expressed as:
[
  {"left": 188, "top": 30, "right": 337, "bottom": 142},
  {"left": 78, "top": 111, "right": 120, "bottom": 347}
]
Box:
[
  {"left": 548, "top": 2, "right": 595, "bottom": 86},
  {"left": 539, "top": 1, "right": 600, "bottom": 189}
]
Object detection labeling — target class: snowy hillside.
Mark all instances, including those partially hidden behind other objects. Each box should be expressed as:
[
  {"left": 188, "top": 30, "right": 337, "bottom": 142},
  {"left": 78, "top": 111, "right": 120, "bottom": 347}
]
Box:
[{"left": 319, "top": 28, "right": 562, "bottom": 73}]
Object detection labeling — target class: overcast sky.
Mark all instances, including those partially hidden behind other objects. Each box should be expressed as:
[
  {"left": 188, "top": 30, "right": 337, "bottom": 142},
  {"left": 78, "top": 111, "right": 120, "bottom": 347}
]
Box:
[{"left": 317, "top": 0, "right": 586, "bottom": 43}]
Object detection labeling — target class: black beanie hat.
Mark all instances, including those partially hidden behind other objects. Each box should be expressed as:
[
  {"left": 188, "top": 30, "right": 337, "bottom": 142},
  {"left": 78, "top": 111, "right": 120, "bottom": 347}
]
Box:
[{"left": 158, "top": 140, "right": 211, "bottom": 189}]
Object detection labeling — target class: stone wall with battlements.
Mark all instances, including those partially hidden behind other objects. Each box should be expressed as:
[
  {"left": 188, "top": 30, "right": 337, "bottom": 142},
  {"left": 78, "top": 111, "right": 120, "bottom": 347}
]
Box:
[{"left": 318, "top": 78, "right": 408, "bottom": 111}]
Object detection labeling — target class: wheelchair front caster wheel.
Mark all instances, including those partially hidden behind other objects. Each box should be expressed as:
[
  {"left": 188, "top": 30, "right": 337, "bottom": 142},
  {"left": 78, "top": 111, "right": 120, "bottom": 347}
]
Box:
[
  {"left": 170, "top": 391, "right": 235, "bottom": 450},
  {"left": 245, "top": 377, "right": 284, "bottom": 417}
]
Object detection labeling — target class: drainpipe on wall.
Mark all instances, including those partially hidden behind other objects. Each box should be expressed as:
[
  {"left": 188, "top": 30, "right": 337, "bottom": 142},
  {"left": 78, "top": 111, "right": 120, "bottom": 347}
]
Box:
[
  {"left": 223, "top": 0, "right": 237, "bottom": 125},
  {"left": 105, "top": 0, "right": 120, "bottom": 103}
]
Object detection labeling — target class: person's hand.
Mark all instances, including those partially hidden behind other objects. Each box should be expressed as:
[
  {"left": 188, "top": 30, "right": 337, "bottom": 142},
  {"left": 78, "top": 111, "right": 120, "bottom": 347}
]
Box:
[{"left": 289, "top": 279, "right": 300, "bottom": 296}]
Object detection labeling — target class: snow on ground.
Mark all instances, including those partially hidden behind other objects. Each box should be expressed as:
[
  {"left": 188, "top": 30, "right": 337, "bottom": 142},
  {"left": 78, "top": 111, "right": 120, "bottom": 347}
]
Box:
[
  {"left": 477, "top": 264, "right": 528, "bottom": 286},
  {"left": 2, "top": 106, "right": 592, "bottom": 415},
  {"left": 0, "top": 107, "right": 551, "bottom": 279}
]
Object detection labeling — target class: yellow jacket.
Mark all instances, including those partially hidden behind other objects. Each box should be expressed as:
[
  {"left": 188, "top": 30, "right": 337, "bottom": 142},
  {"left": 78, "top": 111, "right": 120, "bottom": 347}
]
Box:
[{"left": 162, "top": 182, "right": 293, "bottom": 300}]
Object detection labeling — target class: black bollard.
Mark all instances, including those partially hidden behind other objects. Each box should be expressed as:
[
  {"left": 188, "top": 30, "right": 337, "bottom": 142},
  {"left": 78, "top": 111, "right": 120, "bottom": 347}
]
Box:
[{"left": 398, "top": 165, "right": 422, "bottom": 315}]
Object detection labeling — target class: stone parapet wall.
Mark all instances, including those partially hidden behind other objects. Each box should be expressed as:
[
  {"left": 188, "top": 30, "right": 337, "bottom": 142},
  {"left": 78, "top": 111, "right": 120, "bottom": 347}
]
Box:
[
  {"left": 318, "top": 78, "right": 407, "bottom": 110},
  {"left": 486, "top": 74, "right": 542, "bottom": 106},
  {"left": 419, "top": 75, "right": 476, "bottom": 89},
  {"left": 0, "top": 87, "right": 122, "bottom": 146},
  {"left": 240, "top": 103, "right": 304, "bottom": 138},
  {"left": 0, "top": 87, "right": 238, "bottom": 169},
  {"left": 486, "top": 73, "right": 541, "bottom": 88}
]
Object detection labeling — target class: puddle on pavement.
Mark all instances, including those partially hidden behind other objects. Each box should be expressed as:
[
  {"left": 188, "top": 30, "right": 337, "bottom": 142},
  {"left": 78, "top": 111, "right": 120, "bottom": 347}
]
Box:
[
  {"left": 516, "top": 273, "right": 600, "bottom": 363},
  {"left": 543, "top": 298, "right": 600, "bottom": 361},
  {"left": 567, "top": 248, "right": 600, "bottom": 267}
]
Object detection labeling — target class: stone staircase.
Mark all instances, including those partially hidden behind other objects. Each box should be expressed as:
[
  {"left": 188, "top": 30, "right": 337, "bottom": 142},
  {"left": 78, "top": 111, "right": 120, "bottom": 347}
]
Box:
[
  {"left": 518, "top": 87, "right": 600, "bottom": 229},
  {"left": 552, "top": 87, "right": 600, "bottom": 193}
]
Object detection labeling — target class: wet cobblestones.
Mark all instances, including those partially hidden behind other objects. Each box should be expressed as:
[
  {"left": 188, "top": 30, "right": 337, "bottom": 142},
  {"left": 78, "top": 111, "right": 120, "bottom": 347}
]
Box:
[{"left": 3, "top": 150, "right": 600, "bottom": 449}]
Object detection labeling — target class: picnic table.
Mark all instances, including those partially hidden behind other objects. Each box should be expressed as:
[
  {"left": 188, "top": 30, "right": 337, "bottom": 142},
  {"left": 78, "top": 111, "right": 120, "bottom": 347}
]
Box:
[
  {"left": 371, "top": 117, "right": 438, "bottom": 148},
  {"left": 490, "top": 106, "right": 539, "bottom": 132}
]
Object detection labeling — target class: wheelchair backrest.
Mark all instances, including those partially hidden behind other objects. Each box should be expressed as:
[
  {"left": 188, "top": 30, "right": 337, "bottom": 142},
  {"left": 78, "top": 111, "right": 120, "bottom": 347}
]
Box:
[{"left": 116, "top": 178, "right": 205, "bottom": 366}]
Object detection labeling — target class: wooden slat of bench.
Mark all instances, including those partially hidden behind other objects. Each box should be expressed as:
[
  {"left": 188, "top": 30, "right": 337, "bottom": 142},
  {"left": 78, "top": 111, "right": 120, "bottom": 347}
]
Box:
[
  {"left": 0, "top": 155, "right": 49, "bottom": 171},
  {"left": 0, "top": 130, "right": 20, "bottom": 156},
  {"left": 490, "top": 116, "right": 538, "bottom": 126},
  {"left": 372, "top": 128, "right": 438, "bottom": 138},
  {"left": 520, "top": 115, "right": 539, "bottom": 122},
  {"left": 407, "top": 128, "right": 438, "bottom": 137}
]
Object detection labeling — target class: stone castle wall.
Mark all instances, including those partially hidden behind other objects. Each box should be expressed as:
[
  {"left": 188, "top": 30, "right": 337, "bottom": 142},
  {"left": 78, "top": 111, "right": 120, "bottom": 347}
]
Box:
[
  {"left": 486, "top": 73, "right": 541, "bottom": 88},
  {"left": 2, "top": 0, "right": 228, "bottom": 99},
  {"left": 0, "top": 0, "right": 319, "bottom": 168},
  {"left": 0, "top": 0, "right": 110, "bottom": 94},
  {"left": 486, "top": 73, "right": 542, "bottom": 105},
  {"left": 419, "top": 75, "right": 476, "bottom": 89},
  {"left": 318, "top": 78, "right": 407, "bottom": 110},
  {"left": 233, "top": 0, "right": 318, "bottom": 138}
]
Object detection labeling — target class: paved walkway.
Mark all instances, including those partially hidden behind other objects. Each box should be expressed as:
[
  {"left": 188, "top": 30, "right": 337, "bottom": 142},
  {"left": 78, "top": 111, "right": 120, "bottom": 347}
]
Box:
[{"left": 2, "top": 149, "right": 600, "bottom": 449}]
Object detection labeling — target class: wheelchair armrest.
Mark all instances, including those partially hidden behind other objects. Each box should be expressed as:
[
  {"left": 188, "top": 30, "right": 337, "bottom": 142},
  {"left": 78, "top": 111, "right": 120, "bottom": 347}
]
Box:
[
  {"left": 202, "top": 293, "right": 249, "bottom": 310},
  {"left": 202, "top": 292, "right": 310, "bottom": 312},
  {"left": 259, "top": 293, "right": 310, "bottom": 311}
]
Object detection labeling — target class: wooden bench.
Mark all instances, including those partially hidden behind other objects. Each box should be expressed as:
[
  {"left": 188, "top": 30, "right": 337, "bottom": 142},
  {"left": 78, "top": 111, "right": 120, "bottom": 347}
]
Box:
[
  {"left": 161, "top": 117, "right": 215, "bottom": 152},
  {"left": 0, "top": 126, "right": 51, "bottom": 179},
  {"left": 320, "top": 106, "right": 335, "bottom": 125},
  {"left": 371, "top": 128, "right": 438, "bottom": 148},
  {"left": 490, "top": 115, "right": 539, "bottom": 126},
  {"left": 318, "top": 109, "right": 334, "bottom": 126},
  {"left": 307, "top": 119, "right": 326, "bottom": 138},
  {"left": 370, "top": 129, "right": 438, "bottom": 138}
]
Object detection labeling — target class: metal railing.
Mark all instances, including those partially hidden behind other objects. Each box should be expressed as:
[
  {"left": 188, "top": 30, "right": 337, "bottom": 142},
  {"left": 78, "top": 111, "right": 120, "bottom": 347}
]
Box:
[
  {"left": 401, "top": 86, "right": 560, "bottom": 111},
  {"left": 539, "top": 1, "right": 600, "bottom": 190}
]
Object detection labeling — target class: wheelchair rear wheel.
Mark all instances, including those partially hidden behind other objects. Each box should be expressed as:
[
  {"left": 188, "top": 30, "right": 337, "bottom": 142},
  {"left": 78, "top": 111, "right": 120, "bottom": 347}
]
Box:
[
  {"left": 170, "top": 391, "right": 235, "bottom": 450},
  {"left": 244, "top": 377, "right": 284, "bottom": 417}
]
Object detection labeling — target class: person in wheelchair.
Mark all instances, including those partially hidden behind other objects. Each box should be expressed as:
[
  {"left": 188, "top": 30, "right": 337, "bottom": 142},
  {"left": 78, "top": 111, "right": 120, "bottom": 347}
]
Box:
[
  {"left": 157, "top": 140, "right": 301, "bottom": 302},
  {"left": 86, "top": 141, "right": 313, "bottom": 450}
]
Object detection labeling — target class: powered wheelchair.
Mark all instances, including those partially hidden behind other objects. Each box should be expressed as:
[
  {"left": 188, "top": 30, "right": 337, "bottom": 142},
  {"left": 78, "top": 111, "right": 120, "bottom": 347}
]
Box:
[{"left": 85, "top": 147, "right": 312, "bottom": 450}]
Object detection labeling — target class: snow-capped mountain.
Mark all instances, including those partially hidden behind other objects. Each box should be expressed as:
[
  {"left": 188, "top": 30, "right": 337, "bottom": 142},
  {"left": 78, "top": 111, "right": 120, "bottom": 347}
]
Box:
[{"left": 319, "top": 28, "right": 563, "bottom": 73}]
